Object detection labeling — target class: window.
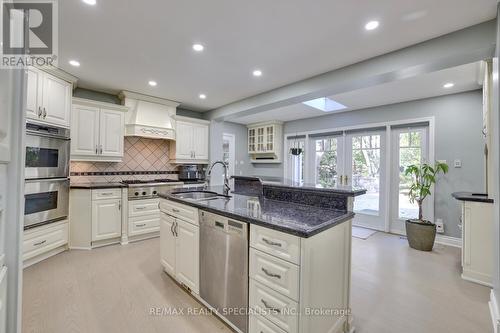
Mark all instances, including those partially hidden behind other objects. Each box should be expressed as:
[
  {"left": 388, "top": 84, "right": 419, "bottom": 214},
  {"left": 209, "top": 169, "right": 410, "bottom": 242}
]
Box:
[
  {"left": 314, "top": 137, "right": 339, "bottom": 188},
  {"left": 351, "top": 134, "right": 382, "bottom": 215},
  {"left": 287, "top": 138, "right": 305, "bottom": 185},
  {"left": 397, "top": 130, "right": 425, "bottom": 219}
]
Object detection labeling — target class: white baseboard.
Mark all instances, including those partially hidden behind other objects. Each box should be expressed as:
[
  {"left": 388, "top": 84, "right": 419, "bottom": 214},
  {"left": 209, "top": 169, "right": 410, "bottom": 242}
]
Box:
[
  {"left": 435, "top": 235, "right": 462, "bottom": 248},
  {"left": 489, "top": 290, "right": 500, "bottom": 333}
]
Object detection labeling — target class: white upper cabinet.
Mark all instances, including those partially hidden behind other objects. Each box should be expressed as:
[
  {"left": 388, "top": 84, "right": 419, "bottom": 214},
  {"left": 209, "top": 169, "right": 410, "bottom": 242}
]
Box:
[
  {"left": 26, "top": 67, "right": 73, "bottom": 128},
  {"left": 71, "top": 105, "right": 100, "bottom": 157},
  {"left": 99, "top": 108, "right": 125, "bottom": 158},
  {"left": 71, "top": 98, "right": 128, "bottom": 162},
  {"left": 170, "top": 116, "right": 210, "bottom": 164},
  {"left": 247, "top": 121, "right": 283, "bottom": 164}
]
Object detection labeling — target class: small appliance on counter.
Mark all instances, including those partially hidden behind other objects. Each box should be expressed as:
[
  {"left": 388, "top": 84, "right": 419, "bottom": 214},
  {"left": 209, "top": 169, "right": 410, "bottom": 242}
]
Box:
[{"left": 178, "top": 164, "right": 206, "bottom": 182}]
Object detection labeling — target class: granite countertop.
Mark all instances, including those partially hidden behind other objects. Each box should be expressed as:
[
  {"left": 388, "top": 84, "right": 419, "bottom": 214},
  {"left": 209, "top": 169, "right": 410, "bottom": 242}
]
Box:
[
  {"left": 452, "top": 191, "right": 494, "bottom": 204},
  {"left": 234, "top": 176, "right": 366, "bottom": 196},
  {"left": 70, "top": 182, "right": 127, "bottom": 189},
  {"left": 159, "top": 186, "right": 355, "bottom": 238}
]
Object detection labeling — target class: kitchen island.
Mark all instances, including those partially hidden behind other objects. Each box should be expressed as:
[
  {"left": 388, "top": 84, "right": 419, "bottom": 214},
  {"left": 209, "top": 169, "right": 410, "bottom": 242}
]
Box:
[{"left": 158, "top": 179, "right": 365, "bottom": 333}]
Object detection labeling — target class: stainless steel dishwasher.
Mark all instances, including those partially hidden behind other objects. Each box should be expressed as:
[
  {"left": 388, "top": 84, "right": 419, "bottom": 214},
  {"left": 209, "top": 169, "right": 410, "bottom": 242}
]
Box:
[{"left": 200, "top": 211, "right": 248, "bottom": 333}]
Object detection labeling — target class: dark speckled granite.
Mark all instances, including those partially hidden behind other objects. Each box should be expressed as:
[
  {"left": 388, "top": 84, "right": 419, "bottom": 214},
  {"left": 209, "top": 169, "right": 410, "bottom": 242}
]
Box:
[
  {"left": 159, "top": 186, "right": 355, "bottom": 238},
  {"left": 263, "top": 185, "right": 349, "bottom": 210},
  {"left": 70, "top": 182, "right": 127, "bottom": 189},
  {"left": 452, "top": 192, "right": 494, "bottom": 203}
]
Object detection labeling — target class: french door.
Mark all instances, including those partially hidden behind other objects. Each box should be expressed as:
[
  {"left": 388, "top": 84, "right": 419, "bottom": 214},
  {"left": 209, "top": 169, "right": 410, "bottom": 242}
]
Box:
[
  {"left": 389, "top": 126, "right": 429, "bottom": 234},
  {"left": 345, "top": 131, "right": 386, "bottom": 230},
  {"left": 308, "top": 131, "right": 386, "bottom": 230}
]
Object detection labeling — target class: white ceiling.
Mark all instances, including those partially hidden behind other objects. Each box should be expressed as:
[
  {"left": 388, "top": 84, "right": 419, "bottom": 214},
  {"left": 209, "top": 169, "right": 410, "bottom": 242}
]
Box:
[
  {"left": 59, "top": 0, "right": 496, "bottom": 111},
  {"left": 231, "top": 62, "right": 482, "bottom": 124}
]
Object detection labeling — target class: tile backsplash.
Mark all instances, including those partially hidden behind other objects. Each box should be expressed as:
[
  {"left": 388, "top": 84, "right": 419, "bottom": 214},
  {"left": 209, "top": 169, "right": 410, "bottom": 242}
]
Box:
[{"left": 70, "top": 136, "right": 178, "bottom": 183}]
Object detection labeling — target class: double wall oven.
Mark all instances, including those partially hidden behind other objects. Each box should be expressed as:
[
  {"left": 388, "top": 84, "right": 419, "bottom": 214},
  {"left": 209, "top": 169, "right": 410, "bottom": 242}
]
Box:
[{"left": 24, "top": 122, "right": 70, "bottom": 229}]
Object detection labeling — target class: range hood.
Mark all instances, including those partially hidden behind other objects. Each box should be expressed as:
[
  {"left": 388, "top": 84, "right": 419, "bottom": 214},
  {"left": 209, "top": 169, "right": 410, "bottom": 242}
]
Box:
[{"left": 119, "top": 90, "right": 180, "bottom": 140}]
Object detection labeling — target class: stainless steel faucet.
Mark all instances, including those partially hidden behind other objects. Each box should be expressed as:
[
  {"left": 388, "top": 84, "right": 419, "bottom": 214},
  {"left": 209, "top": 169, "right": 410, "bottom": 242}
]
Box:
[{"left": 208, "top": 160, "right": 230, "bottom": 195}]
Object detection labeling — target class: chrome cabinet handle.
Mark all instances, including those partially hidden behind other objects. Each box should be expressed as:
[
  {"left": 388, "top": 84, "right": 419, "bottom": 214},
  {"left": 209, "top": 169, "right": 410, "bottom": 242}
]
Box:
[
  {"left": 99, "top": 145, "right": 103, "bottom": 155},
  {"left": 95, "top": 145, "right": 98, "bottom": 154},
  {"left": 170, "top": 221, "right": 175, "bottom": 236},
  {"left": 172, "top": 208, "right": 180, "bottom": 213},
  {"left": 175, "top": 221, "right": 178, "bottom": 237},
  {"left": 261, "top": 267, "right": 281, "bottom": 279},
  {"left": 43, "top": 107, "right": 47, "bottom": 118},
  {"left": 37, "top": 106, "right": 42, "bottom": 118},
  {"left": 136, "top": 206, "right": 146, "bottom": 210},
  {"left": 34, "top": 240, "right": 47, "bottom": 246},
  {"left": 136, "top": 223, "right": 146, "bottom": 227},
  {"left": 118, "top": 201, "right": 121, "bottom": 210},
  {"left": 261, "top": 299, "right": 281, "bottom": 313},
  {"left": 262, "top": 238, "right": 282, "bottom": 247},
  {"left": 101, "top": 192, "right": 114, "bottom": 196}
]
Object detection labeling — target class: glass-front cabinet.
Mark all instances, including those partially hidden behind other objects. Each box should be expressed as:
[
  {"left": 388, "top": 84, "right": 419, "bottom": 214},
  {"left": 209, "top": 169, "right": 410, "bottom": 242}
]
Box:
[{"left": 247, "top": 121, "right": 283, "bottom": 163}]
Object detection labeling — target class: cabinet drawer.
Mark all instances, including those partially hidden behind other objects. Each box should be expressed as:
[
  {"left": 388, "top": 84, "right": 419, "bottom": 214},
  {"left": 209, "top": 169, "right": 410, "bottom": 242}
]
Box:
[
  {"left": 251, "top": 225, "right": 300, "bottom": 265},
  {"left": 250, "top": 279, "right": 298, "bottom": 333},
  {"left": 250, "top": 248, "right": 300, "bottom": 302},
  {"left": 249, "top": 313, "right": 287, "bottom": 333},
  {"left": 92, "top": 188, "right": 122, "bottom": 200},
  {"left": 23, "top": 221, "right": 68, "bottom": 260},
  {"left": 129, "top": 198, "right": 159, "bottom": 217},
  {"left": 129, "top": 214, "right": 160, "bottom": 236},
  {"left": 160, "top": 199, "right": 198, "bottom": 225}
]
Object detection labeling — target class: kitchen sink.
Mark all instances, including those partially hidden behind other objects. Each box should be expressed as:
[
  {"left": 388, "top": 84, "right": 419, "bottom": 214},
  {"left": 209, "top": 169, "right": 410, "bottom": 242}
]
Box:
[{"left": 173, "top": 191, "right": 231, "bottom": 201}]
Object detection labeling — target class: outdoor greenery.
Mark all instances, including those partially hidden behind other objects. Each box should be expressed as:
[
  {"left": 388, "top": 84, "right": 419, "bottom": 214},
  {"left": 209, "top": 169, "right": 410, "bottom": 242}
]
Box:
[
  {"left": 317, "top": 150, "right": 338, "bottom": 187},
  {"left": 405, "top": 161, "right": 449, "bottom": 221}
]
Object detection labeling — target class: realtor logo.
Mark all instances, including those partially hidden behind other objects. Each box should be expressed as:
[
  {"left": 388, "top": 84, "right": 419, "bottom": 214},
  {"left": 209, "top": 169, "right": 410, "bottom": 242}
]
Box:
[{"left": 1, "top": 0, "right": 58, "bottom": 67}]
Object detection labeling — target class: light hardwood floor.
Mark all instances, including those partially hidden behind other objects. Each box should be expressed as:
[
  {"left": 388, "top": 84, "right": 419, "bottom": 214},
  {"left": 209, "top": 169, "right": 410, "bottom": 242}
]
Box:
[{"left": 23, "top": 232, "right": 492, "bottom": 333}]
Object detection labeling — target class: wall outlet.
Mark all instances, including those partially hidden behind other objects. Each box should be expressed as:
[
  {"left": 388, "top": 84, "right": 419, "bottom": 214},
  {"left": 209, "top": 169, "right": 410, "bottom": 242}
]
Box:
[
  {"left": 435, "top": 218, "right": 444, "bottom": 234},
  {"left": 454, "top": 159, "right": 462, "bottom": 168}
]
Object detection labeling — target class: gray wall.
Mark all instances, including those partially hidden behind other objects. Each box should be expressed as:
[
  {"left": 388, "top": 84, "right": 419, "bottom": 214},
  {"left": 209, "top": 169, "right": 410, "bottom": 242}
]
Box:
[
  {"left": 222, "top": 121, "right": 254, "bottom": 176},
  {"left": 284, "top": 90, "right": 484, "bottom": 238},
  {"left": 73, "top": 87, "right": 121, "bottom": 104}
]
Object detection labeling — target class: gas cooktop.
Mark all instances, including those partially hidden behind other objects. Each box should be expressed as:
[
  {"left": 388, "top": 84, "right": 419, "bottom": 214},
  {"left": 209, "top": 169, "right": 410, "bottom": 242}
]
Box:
[{"left": 121, "top": 179, "right": 181, "bottom": 186}]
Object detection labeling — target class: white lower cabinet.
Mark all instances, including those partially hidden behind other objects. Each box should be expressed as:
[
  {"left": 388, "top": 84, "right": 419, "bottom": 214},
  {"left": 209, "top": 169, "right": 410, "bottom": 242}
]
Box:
[
  {"left": 159, "top": 199, "right": 199, "bottom": 294},
  {"left": 23, "top": 220, "right": 69, "bottom": 266},
  {"left": 92, "top": 198, "right": 122, "bottom": 241},
  {"left": 0, "top": 266, "right": 6, "bottom": 333},
  {"left": 128, "top": 198, "right": 160, "bottom": 238},
  {"left": 249, "top": 220, "right": 353, "bottom": 333},
  {"left": 461, "top": 200, "right": 493, "bottom": 286},
  {"left": 249, "top": 314, "right": 287, "bottom": 333}
]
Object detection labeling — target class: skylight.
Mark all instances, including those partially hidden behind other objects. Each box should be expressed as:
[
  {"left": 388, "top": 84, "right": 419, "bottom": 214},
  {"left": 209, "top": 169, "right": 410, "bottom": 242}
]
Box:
[{"left": 302, "top": 97, "right": 347, "bottom": 112}]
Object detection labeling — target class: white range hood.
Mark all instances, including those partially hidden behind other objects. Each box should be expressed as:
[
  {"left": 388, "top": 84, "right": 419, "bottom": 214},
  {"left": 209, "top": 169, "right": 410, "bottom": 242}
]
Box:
[{"left": 119, "top": 90, "right": 180, "bottom": 140}]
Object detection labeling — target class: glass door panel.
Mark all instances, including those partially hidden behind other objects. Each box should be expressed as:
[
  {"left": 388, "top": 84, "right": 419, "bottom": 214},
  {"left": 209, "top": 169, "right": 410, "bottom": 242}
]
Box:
[
  {"left": 345, "top": 131, "right": 386, "bottom": 230},
  {"left": 390, "top": 127, "right": 429, "bottom": 234},
  {"left": 312, "top": 136, "right": 344, "bottom": 188},
  {"left": 286, "top": 138, "right": 305, "bottom": 185}
]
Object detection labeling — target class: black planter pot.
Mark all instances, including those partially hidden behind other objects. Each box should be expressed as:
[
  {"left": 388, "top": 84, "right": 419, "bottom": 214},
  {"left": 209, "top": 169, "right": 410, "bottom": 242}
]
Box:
[{"left": 405, "top": 219, "right": 436, "bottom": 251}]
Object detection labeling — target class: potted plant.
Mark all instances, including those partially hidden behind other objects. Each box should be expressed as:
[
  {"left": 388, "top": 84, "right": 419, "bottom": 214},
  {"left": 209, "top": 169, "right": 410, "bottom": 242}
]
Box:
[{"left": 404, "top": 161, "right": 448, "bottom": 251}]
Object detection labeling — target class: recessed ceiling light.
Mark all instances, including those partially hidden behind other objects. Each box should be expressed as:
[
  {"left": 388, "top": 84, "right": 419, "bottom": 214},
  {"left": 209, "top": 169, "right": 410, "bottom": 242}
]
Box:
[
  {"left": 82, "top": 0, "right": 96, "bottom": 5},
  {"left": 252, "top": 69, "right": 263, "bottom": 77},
  {"left": 148, "top": 81, "right": 157, "bottom": 87},
  {"left": 192, "top": 44, "right": 204, "bottom": 52},
  {"left": 365, "top": 20, "right": 380, "bottom": 31},
  {"left": 199, "top": 94, "right": 207, "bottom": 99},
  {"left": 68, "top": 60, "right": 80, "bottom": 67},
  {"left": 443, "top": 82, "right": 454, "bottom": 89}
]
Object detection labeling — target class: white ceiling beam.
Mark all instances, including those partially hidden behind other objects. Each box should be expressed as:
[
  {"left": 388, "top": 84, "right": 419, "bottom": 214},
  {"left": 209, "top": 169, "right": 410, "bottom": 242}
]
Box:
[{"left": 207, "top": 19, "right": 496, "bottom": 122}]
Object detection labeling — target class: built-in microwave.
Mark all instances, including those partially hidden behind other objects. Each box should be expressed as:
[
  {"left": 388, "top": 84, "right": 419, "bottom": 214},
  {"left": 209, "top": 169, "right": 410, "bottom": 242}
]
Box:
[
  {"left": 24, "top": 178, "right": 69, "bottom": 229},
  {"left": 25, "top": 122, "right": 70, "bottom": 180}
]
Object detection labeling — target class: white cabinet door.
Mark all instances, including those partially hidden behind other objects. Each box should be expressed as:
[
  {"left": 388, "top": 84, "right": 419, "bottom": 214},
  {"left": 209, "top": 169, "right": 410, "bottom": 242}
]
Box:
[
  {"left": 91, "top": 199, "right": 122, "bottom": 241},
  {"left": 71, "top": 105, "right": 100, "bottom": 157},
  {"left": 192, "top": 124, "right": 209, "bottom": 160},
  {"left": 176, "top": 122, "right": 194, "bottom": 160},
  {"left": 175, "top": 219, "right": 199, "bottom": 294},
  {"left": 42, "top": 74, "right": 72, "bottom": 127},
  {"left": 26, "top": 68, "right": 42, "bottom": 121},
  {"left": 99, "top": 108, "right": 124, "bottom": 158},
  {"left": 160, "top": 213, "right": 176, "bottom": 276}
]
